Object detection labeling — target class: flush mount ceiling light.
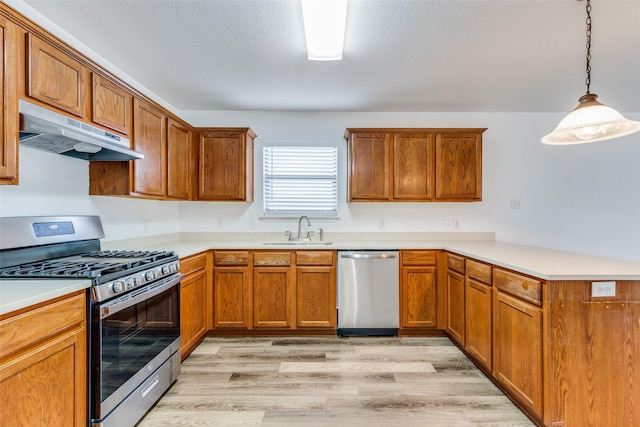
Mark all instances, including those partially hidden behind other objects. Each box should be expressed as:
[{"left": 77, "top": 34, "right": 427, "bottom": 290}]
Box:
[
  {"left": 301, "top": 0, "right": 348, "bottom": 61},
  {"left": 542, "top": 0, "right": 640, "bottom": 145}
]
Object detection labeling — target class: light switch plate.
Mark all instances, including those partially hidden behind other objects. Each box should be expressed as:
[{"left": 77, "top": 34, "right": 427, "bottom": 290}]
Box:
[{"left": 591, "top": 281, "right": 616, "bottom": 297}]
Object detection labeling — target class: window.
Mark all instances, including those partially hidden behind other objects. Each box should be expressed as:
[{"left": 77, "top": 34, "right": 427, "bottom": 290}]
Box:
[{"left": 263, "top": 145, "right": 338, "bottom": 216}]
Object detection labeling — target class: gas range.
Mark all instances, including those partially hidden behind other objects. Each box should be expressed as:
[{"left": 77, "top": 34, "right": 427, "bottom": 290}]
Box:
[{"left": 0, "top": 216, "right": 180, "bottom": 302}]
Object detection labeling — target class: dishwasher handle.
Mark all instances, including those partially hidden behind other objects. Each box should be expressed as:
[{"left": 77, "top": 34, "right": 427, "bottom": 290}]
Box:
[{"left": 340, "top": 252, "right": 397, "bottom": 260}]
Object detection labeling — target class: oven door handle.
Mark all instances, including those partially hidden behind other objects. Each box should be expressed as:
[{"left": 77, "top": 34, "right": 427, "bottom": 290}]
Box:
[{"left": 100, "top": 273, "right": 184, "bottom": 319}]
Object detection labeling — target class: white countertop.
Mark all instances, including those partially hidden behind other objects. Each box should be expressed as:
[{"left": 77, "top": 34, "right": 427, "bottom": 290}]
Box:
[
  {"left": 4, "top": 232, "right": 639, "bottom": 317},
  {"left": 0, "top": 279, "right": 91, "bottom": 316}
]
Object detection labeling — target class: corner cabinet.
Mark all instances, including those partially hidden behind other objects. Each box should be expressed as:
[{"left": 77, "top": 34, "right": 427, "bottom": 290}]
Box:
[
  {"left": 0, "top": 291, "right": 87, "bottom": 426},
  {"left": 344, "top": 128, "right": 485, "bottom": 202},
  {"left": 0, "top": 15, "right": 19, "bottom": 185},
  {"left": 197, "top": 128, "right": 255, "bottom": 201}
]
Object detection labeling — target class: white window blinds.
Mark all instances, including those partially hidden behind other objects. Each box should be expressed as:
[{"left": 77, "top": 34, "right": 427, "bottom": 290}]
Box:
[{"left": 263, "top": 146, "right": 338, "bottom": 216}]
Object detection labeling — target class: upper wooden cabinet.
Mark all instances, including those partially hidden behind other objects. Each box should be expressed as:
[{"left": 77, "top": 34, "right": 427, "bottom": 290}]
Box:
[
  {"left": 435, "top": 133, "right": 482, "bottom": 201},
  {"left": 167, "top": 119, "right": 191, "bottom": 199},
  {"left": 0, "top": 15, "right": 19, "bottom": 185},
  {"left": 27, "top": 34, "right": 89, "bottom": 118},
  {"left": 132, "top": 98, "right": 167, "bottom": 197},
  {"left": 197, "top": 129, "right": 255, "bottom": 201},
  {"left": 92, "top": 73, "right": 133, "bottom": 136},
  {"left": 345, "top": 128, "right": 486, "bottom": 202}
]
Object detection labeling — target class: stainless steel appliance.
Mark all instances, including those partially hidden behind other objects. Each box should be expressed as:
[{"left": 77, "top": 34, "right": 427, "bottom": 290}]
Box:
[
  {"left": 19, "top": 99, "right": 144, "bottom": 161},
  {"left": 0, "top": 216, "right": 182, "bottom": 427},
  {"left": 337, "top": 250, "right": 400, "bottom": 336}
]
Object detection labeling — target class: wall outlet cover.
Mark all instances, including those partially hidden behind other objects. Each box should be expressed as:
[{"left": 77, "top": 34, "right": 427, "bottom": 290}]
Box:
[{"left": 591, "top": 281, "right": 616, "bottom": 297}]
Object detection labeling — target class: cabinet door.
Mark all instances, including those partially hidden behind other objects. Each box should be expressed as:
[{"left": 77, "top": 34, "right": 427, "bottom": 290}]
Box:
[
  {"left": 0, "top": 16, "right": 18, "bottom": 185},
  {"left": 133, "top": 98, "right": 166, "bottom": 196},
  {"left": 253, "top": 267, "right": 295, "bottom": 328},
  {"left": 348, "top": 132, "right": 391, "bottom": 200},
  {"left": 435, "top": 133, "right": 482, "bottom": 201},
  {"left": 465, "top": 278, "right": 492, "bottom": 370},
  {"left": 27, "top": 34, "right": 88, "bottom": 117},
  {"left": 296, "top": 266, "right": 336, "bottom": 328},
  {"left": 167, "top": 119, "right": 191, "bottom": 199},
  {"left": 493, "top": 291, "right": 543, "bottom": 417},
  {"left": 446, "top": 269, "right": 465, "bottom": 344},
  {"left": 213, "top": 267, "right": 251, "bottom": 329},
  {"left": 393, "top": 133, "right": 433, "bottom": 200},
  {"left": 92, "top": 73, "right": 132, "bottom": 135},
  {"left": 400, "top": 266, "right": 437, "bottom": 328},
  {"left": 199, "top": 131, "right": 252, "bottom": 201},
  {"left": 180, "top": 269, "right": 207, "bottom": 358}
]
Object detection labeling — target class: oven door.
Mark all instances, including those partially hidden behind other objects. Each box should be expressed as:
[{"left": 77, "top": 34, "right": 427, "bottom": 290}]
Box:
[{"left": 91, "top": 273, "right": 182, "bottom": 422}]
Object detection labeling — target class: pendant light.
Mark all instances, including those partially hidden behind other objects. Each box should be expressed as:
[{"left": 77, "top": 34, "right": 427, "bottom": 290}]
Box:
[{"left": 542, "top": 0, "right": 640, "bottom": 145}]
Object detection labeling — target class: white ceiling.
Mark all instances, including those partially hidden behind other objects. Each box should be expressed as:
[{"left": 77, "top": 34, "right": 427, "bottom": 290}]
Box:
[{"left": 18, "top": 0, "right": 640, "bottom": 113}]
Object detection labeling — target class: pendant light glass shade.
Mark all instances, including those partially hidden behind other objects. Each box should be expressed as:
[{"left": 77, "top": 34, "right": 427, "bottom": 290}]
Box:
[{"left": 542, "top": 93, "right": 640, "bottom": 145}]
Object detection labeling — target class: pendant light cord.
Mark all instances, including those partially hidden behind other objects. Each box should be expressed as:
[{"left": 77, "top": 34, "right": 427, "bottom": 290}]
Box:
[{"left": 585, "top": 0, "right": 592, "bottom": 94}]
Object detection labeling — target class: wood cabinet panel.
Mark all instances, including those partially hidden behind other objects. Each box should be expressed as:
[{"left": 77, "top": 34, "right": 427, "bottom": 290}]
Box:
[
  {"left": 296, "top": 265, "right": 336, "bottom": 328},
  {"left": 401, "top": 266, "right": 437, "bottom": 328},
  {"left": 494, "top": 268, "right": 541, "bottom": 306},
  {"left": 447, "top": 253, "right": 465, "bottom": 274},
  {"left": 493, "top": 291, "right": 543, "bottom": 417},
  {"left": 180, "top": 269, "right": 207, "bottom": 358},
  {"left": 466, "top": 259, "right": 491, "bottom": 285},
  {"left": 253, "top": 267, "right": 294, "bottom": 328},
  {"left": 198, "top": 129, "right": 254, "bottom": 201},
  {"left": 402, "top": 250, "right": 437, "bottom": 266},
  {"left": 254, "top": 252, "right": 292, "bottom": 267},
  {"left": 0, "top": 15, "right": 19, "bottom": 185},
  {"left": 27, "top": 34, "right": 88, "bottom": 117},
  {"left": 296, "top": 251, "right": 334, "bottom": 266},
  {"left": 180, "top": 252, "right": 207, "bottom": 276},
  {"left": 393, "top": 133, "right": 433, "bottom": 200},
  {"left": 347, "top": 132, "right": 390, "bottom": 200},
  {"left": 0, "top": 291, "right": 86, "bottom": 427},
  {"left": 213, "top": 266, "right": 251, "bottom": 328},
  {"left": 446, "top": 269, "right": 465, "bottom": 345},
  {"left": 167, "top": 119, "right": 190, "bottom": 199},
  {"left": 435, "top": 133, "right": 482, "bottom": 200},
  {"left": 465, "top": 278, "right": 492, "bottom": 370},
  {"left": 214, "top": 251, "right": 249, "bottom": 266},
  {"left": 92, "top": 73, "right": 132, "bottom": 135},
  {"left": 132, "top": 98, "right": 167, "bottom": 196}
]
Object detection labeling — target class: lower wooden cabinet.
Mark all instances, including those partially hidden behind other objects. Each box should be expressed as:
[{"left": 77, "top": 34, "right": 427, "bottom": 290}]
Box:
[
  {"left": 296, "top": 251, "right": 336, "bottom": 328},
  {"left": 400, "top": 250, "right": 438, "bottom": 329},
  {"left": 493, "top": 290, "right": 543, "bottom": 417},
  {"left": 446, "top": 255, "right": 466, "bottom": 345},
  {"left": 464, "top": 260, "right": 493, "bottom": 370},
  {"left": 0, "top": 291, "right": 87, "bottom": 426},
  {"left": 179, "top": 252, "right": 211, "bottom": 359},
  {"left": 212, "top": 250, "right": 336, "bottom": 331}
]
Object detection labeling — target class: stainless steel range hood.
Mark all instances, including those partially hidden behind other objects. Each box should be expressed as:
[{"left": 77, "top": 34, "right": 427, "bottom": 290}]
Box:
[{"left": 19, "top": 99, "right": 144, "bottom": 161}]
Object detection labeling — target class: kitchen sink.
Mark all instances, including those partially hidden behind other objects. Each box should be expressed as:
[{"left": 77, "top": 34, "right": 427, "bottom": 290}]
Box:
[{"left": 262, "top": 241, "right": 333, "bottom": 246}]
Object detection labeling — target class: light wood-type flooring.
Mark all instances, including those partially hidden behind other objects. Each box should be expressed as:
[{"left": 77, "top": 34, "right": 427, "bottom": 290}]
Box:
[{"left": 138, "top": 337, "right": 535, "bottom": 426}]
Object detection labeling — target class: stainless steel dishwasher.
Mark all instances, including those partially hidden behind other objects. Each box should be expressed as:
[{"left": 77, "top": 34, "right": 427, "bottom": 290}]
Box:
[{"left": 337, "top": 250, "right": 399, "bottom": 336}]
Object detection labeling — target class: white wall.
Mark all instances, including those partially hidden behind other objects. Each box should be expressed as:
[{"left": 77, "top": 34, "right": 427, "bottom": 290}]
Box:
[
  {"left": 180, "top": 109, "right": 640, "bottom": 262},
  {"left": 1, "top": 113, "right": 638, "bottom": 261}
]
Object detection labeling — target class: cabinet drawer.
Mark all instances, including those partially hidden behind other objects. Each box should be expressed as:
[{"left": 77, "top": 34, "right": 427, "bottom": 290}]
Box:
[
  {"left": 402, "top": 250, "right": 437, "bottom": 266},
  {"left": 494, "top": 268, "right": 542, "bottom": 306},
  {"left": 214, "top": 251, "right": 249, "bottom": 266},
  {"left": 447, "top": 253, "right": 465, "bottom": 274},
  {"left": 254, "top": 252, "right": 292, "bottom": 267},
  {"left": 466, "top": 259, "right": 491, "bottom": 285},
  {"left": 296, "top": 251, "right": 334, "bottom": 266},
  {"left": 0, "top": 291, "right": 86, "bottom": 360},
  {"left": 180, "top": 252, "right": 207, "bottom": 276}
]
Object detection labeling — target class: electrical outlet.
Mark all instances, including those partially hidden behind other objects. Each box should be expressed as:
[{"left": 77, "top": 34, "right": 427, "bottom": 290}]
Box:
[
  {"left": 591, "top": 281, "right": 616, "bottom": 297},
  {"left": 510, "top": 198, "right": 522, "bottom": 209},
  {"left": 216, "top": 218, "right": 225, "bottom": 230},
  {"left": 452, "top": 219, "right": 460, "bottom": 230},
  {"left": 377, "top": 219, "right": 385, "bottom": 230}
]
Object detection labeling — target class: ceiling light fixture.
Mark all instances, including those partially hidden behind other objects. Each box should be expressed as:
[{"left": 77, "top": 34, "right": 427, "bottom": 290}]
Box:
[
  {"left": 542, "top": 0, "right": 640, "bottom": 145},
  {"left": 301, "top": 0, "right": 348, "bottom": 61}
]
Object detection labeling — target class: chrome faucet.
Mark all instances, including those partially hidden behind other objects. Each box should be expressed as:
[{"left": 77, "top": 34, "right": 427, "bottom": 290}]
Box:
[{"left": 297, "top": 215, "right": 311, "bottom": 240}]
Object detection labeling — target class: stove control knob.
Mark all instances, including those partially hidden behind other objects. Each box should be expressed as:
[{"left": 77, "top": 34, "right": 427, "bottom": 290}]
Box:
[
  {"left": 171, "top": 264, "right": 178, "bottom": 273},
  {"left": 113, "top": 281, "right": 124, "bottom": 293},
  {"left": 125, "top": 278, "right": 135, "bottom": 289},
  {"left": 162, "top": 265, "right": 171, "bottom": 275},
  {"left": 145, "top": 271, "right": 156, "bottom": 281}
]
